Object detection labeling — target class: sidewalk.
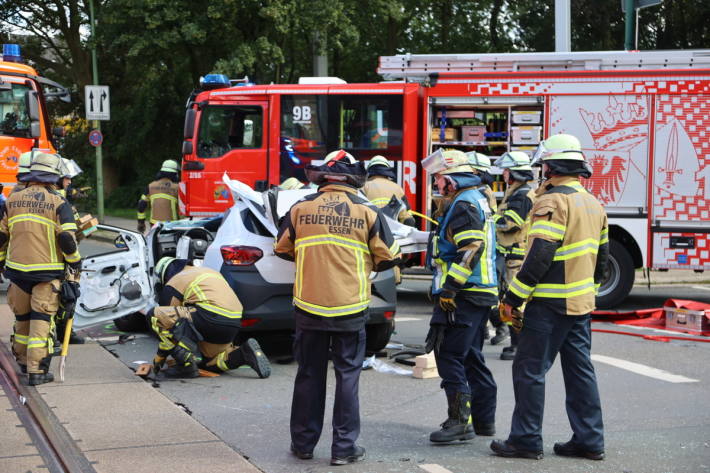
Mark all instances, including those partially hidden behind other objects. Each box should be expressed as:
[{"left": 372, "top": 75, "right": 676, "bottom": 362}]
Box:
[{"left": 0, "top": 304, "right": 261, "bottom": 473}]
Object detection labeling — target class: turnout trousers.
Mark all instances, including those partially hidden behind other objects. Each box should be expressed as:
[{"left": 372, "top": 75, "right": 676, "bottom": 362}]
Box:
[
  {"left": 508, "top": 301, "right": 604, "bottom": 452},
  {"left": 433, "top": 300, "right": 497, "bottom": 425},
  {"left": 8, "top": 279, "right": 61, "bottom": 374},
  {"left": 290, "top": 326, "right": 366, "bottom": 457}
]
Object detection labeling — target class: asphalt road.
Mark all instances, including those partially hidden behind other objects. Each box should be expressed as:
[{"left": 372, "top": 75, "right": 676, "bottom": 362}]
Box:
[{"left": 85, "top": 280, "right": 710, "bottom": 473}]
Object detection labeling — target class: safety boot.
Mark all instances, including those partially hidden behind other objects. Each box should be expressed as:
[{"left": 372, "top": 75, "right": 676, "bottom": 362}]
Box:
[
  {"left": 161, "top": 345, "right": 199, "bottom": 379},
  {"left": 490, "top": 325, "right": 508, "bottom": 345},
  {"left": 28, "top": 372, "right": 55, "bottom": 386},
  {"left": 500, "top": 345, "right": 516, "bottom": 361},
  {"left": 238, "top": 338, "right": 271, "bottom": 378},
  {"left": 430, "top": 392, "right": 475, "bottom": 443}
]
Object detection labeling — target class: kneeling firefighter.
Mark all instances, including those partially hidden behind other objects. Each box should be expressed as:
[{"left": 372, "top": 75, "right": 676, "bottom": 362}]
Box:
[
  {"left": 149, "top": 258, "right": 271, "bottom": 379},
  {"left": 424, "top": 149, "right": 498, "bottom": 443}
]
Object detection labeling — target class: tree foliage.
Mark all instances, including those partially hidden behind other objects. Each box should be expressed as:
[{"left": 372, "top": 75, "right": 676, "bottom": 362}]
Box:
[{"left": 1, "top": 0, "right": 707, "bottom": 198}]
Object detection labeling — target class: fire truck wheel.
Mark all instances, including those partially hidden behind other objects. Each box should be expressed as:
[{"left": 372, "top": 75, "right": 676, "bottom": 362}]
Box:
[
  {"left": 596, "top": 240, "right": 635, "bottom": 310},
  {"left": 366, "top": 321, "right": 395, "bottom": 353}
]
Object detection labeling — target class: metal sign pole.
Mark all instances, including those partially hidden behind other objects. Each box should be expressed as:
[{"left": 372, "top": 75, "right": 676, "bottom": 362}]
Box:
[{"left": 89, "top": 0, "right": 104, "bottom": 223}]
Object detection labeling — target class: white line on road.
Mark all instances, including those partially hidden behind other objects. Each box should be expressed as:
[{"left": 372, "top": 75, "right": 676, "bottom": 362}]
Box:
[
  {"left": 420, "top": 464, "right": 454, "bottom": 473},
  {"left": 395, "top": 317, "right": 421, "bottom": 322},
  {"left": 591, "top": 354, "right": 699, "bottom": 383},
  {"left": 692, "top": 285, "right": 710, "bottom": 291}
]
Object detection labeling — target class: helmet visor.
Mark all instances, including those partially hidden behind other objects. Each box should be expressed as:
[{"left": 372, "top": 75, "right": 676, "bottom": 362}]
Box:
[
  {"left": 60, "top": 158, "right": 83, "bottom": 178},
  {"left": 421, "top": 148, "right": 446, "bottom": 175},
  {"left": 531, "top": 140, "right": 584, "bottom": 165},
  {"left": 493, "top": 152, "right": 514, "bottom": 169}
]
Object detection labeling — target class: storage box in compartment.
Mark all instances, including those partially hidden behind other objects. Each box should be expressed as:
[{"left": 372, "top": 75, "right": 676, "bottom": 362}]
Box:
[
  {"left": 512, "top": 111, "right": 542, "bottom": 125},
  {"left": 436, "top": 110, "right": 476, "bottom": 119},
  {"left": 512, "top": 126, "right": 542, "bottom": 145},
  {"left": 460, "top": 126, "right": 486, "bottom": 142},
  {"left": 511, "top": 146, "right": 537, "bottom": 158},
  {"left": 664, "top": 307, "right": 710, "bottom": 335},
  {"left": 432, "top": 127, "right": 458, "bottom": 141}
]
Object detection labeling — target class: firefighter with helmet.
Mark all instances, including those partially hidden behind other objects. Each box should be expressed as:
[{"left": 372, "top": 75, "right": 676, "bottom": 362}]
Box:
[
  {"left": 491, "top": 133, "right": 608, "bottom": 460},
  {"left": 423, "top": 149, "right": 498, "bottom": 444},
  {"left": 149, "top": 257, "right": 271, "bottom": 379},
  {"left": 0, "top": 152, "right": 82, "bottom": 386},
  {"left": 280, "top": 177, "right": 305, "bottom": 190},
  {"left": 466, "top": 152, "right": 498, "bottom": 213},
  {"left": 491, "top": 152, "right": 536, "bottom": 358},
  {"left": 137, "top": 159, "right": 180, "bottom": 233},
  {"left": 362, "top": 155, "right": 415, "bottom": 226},
  {"left": 275, "top": 149, "right": 401, "bottom": 465}
]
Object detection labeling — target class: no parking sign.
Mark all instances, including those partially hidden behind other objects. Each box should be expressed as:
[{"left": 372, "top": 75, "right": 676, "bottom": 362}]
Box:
[{"left": 89, "top": 129, "right": 103, "bottom": 147}]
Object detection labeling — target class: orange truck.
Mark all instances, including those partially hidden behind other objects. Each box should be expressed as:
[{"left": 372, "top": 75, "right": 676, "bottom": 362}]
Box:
[{"left": 0, "top": 44, "right": 68, "bottom": 196}]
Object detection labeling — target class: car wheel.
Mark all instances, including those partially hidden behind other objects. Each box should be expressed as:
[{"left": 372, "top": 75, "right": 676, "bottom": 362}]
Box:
[
  {"left": 113, "top": 312, "right": 150, "bottom": 333},
  {"left": 366, "top": 321, "right": 394, "bottom": 353},
  {"left": 595, "top": 240, "right": 635, "bottom": 310}
]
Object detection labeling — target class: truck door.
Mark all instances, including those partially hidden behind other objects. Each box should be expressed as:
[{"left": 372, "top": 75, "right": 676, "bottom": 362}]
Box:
[
  {"left": 73, "top": 226, "right": 154, "bottom": 329},
  {"left": 191, "top": 101, "right": 268, "bottom": 215}
]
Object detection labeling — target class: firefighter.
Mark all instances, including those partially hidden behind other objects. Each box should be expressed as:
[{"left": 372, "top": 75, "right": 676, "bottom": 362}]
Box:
[
  {"left": 57, "top": 158, "right": 89, "bottom": 205},
  {"left": 137, "top": 159, "right": 180, "bottom": 233},
  {"left": 0, "top": 152, "right": 82, "bottom": 386},
  {"left": 275, "top": 149, "right": 401, "bottom": 465},
  {"left": 491, "top": 152, "right": 536, "bottom": 358},
  {"left": 423, "top": 149, "right": 498, "bottom": 444},
  {"left": 362, "top": 155, "right": 416, "bottom": 226},
  {"left": 490, "top": 134, "right": 608, "bottom": 460},
  {"left": 149, "top": 257, "right": 271, "bottom": 379}
]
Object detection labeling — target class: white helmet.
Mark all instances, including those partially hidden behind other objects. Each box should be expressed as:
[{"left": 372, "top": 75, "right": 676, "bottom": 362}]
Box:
[
  {"left": 422, "top": 149, "right": 474, "bottom": 175},
  {"left": 531, "top": 134, "right": 585, "bottom": 165},
  {"left": 494, "top": 152, "right": 532, "bottom": 171},
  {"left": 366, "top": 155, "right": 391, "bottom": 169},
  {"left": 279, "top": 177, "right": 305, "bottom": 190},
  {"left": 466, "top": 152, "right": 491, "bottom": 172},
  {"left": 323, "top": 149, "right": 356, "bottom": 164}
]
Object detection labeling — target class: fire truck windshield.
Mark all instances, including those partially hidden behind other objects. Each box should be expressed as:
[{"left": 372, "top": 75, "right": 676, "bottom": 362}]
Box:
[
  {"left": 197, "top": 105, "right": 263, "bottom": 158},
  {"left": 0, "top": 82, "right": 31, "bottom": 138}
]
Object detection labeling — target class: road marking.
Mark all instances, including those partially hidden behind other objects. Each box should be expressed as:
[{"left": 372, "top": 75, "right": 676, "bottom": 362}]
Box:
[
  {"left": 396, "top": 317, "right": 420, "bottom": 322},
  {"left": 420, "top": 464, "right": 454, "bottom": 473},
  {"left": 591, "top": 354, "right": 699, "bottom": 383},
  {"left": 692, "top": 285, "right": 710, "bottom": 291}
]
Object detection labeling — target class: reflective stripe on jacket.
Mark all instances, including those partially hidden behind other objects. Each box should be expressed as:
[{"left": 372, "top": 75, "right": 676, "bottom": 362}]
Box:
[
  {"left": 493, "top": 180, "right": 535, "bottom": 259},
  {"left": 274, "top": 184, "right": 401, "bottom": 324},
  {"left": 138, "top": 178, "right": 179, "bottom": 223},
  {"left": 163, "top": 266, "right": 243, "bottom": 320}
]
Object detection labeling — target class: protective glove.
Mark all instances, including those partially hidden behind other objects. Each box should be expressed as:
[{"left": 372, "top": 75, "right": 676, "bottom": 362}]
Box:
[
  {"left": 501, "top": 303, "right": 524, "bottom": 332},
  {"left": 438, "top": 289, "right": 457, "bottom": 313},
  {"left": 511, "top": 307, "right": 524, "bottom": 333},
  {"left": 152, "top": 355, "right": 166, "bottom": 375},
  {"left": 137, "top": 220, "right": 146, "bottom": 233},
  {"left": 425, "top": 324, "right": 446, "bottom": 354}
]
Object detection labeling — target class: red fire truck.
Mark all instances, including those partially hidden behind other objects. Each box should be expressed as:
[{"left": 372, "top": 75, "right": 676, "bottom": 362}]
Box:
[
  {"left": 180, "top": 50, "right": 710, "bottom": 307},
  {"left": 0, "top": 44, "right": 67, "bottom": 195}
]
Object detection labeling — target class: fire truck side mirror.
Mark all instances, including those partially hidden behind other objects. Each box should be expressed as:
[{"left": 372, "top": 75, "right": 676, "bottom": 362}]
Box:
[
  {"left": 182, "top": 140, "right": 193, "bottom": 155},
  {"left": 25, "top": 90, "right": 41, "bottom": 138},
  {"left": 184, "top": 109, "right": 197, "bottom": 139}
]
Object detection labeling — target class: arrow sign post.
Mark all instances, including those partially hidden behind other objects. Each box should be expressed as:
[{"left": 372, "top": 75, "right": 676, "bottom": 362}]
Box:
[
  {"left": 85, "top": 85, "right": 110, "bottom": 120},
  {"left": 84, "top": 83, "right": 110, "bottom": 223}
]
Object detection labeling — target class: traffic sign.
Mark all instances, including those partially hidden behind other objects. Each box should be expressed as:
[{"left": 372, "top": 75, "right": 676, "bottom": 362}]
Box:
[
  {"left": 89, "top": 129, "right": 103, "bottom": 147},
  {"left": 85, "top": 85, "right": 110, "bottom": 120}
]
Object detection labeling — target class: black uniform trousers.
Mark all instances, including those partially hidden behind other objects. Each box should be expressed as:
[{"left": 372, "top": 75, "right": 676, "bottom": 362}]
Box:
[
  {"left": 290, "top": 325, "right": 366, "bottom": 457},
  {"left": 433, "top": 299, "right": 497, "bottom": 425},
  {"left": 508, "top": 301, "right": 604, "bottom": 452}
]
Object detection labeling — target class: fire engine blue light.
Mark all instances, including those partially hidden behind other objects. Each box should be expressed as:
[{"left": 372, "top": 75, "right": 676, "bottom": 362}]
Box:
[
  {"left": 2, "top": 44, "right": 22, "bottom": 63},
  {"left": 200, "top": 74, "right": 231, "bottom": 90}
]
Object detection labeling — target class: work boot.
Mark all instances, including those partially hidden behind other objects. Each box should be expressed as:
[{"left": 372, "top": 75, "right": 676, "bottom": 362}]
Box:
[
  {"left": 500, "top": 345, "right": 516, "bottom": 361},
  {"left": 331, "top": 446, "right": 365, "bottom": 466},
  {"left": 160, "top": 362, "right": 199, "bottom": 379},
  {"left": 554, "top": 440, "right": 605, "bottom": 460},
  {"left": 490, "top": 325, "right": 508, "bottom": 345},
  {"left": 290, "top": 443, "right": 313, "bottom": 460},
  {"left": 473, "top": 421, "right": 496, "bottom": 436},
  {"left": 69, "top": 331, "right": 85, "bottom": 344},
  {"left": 430, "top": 392, "right": 475, "bottom": 443},
  {"left": 28, "top": 372, "right": 54, "bottom": 386},
  {"left": 240, "top": 338, "right": 271, "bottom": 378},
  {"left": 490, "top": 439, "right": 543, "bottom": 460}
]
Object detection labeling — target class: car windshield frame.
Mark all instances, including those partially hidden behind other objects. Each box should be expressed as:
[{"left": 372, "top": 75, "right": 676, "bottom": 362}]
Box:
[{"left": 0, "top": 81, "right": 31, "bottom": 138}]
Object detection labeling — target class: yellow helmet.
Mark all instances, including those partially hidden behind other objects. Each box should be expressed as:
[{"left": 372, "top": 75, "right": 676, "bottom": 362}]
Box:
[
  {"left": 160, "top": 159, "right": 180, "bottom": 173},
  {"left": 155, "top": 257, "right": 176, "bottom": 285},
  {"left": 366, "top": 155, "right": 391, "bottom": 169},
  {"left": 466, "top": 152, "right": 491, "bottom": 172},
  {"left": 531, "top": 134, "right": 584, "bottom": 164},
  {"left": 422, "top": 149, "right": 473, "bottom": 175},
  {"left": 18, "top": 151, "right": 33, "bottom": 173},
  {"left": 280, "top": 177, "right": 305, "bottom": 190},
  {"left": 29, "top": 152, "right": 62, "bottom": 175},
  {"left": 493, "top": 151, "right": 532, "bottom": 171}
]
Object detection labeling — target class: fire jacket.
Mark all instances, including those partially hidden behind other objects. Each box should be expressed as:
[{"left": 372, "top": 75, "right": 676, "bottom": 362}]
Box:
[
  {"left": 492, "top": 180, "right": 535, "bottom": 260},
  {"left": 0, "top": 183, "right": 81, "bottom": 282},
  {"left": 137, "top": 177, "right": 179, "bottom": 224},
  {"left": 428, "top": 179, "right": 498, "bottom": 308},
  {"left": 504, "top": 176, "right": 609, "bottom": 315},
  {"left": 362, "top": 176, "right": 414, "bottom": 225},
  {"left": 274, "top": 183, "right": 401, "bottom": 330},
  {"left": 478, "top": 184, "right": 498, "bottom": 214}
]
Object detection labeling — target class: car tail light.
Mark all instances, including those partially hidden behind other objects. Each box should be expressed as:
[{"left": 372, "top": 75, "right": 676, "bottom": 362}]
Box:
[
  {"left": 384, "top": 311, "right": 395, "bottom": 320},
  {"left": 241, "top": 317, "right": 261, "bottom": 328},
  {"left": 221, "top": 245, "right": 263, "bottom": 266}
]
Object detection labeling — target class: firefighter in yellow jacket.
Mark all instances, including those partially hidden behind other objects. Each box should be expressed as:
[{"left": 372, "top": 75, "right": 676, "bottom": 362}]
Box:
[
  {"left": 275, "top": 149, "right": 401, "bottom": 465},
  {"left": 137, "top": 159, "right": 180, "bottom": 233},
  {"left": 149, "top": 257, "right": 270, "bottom": 379},
  {"left": 0, "top": 153, "right": 82, "bottom": 386},
  {"left": 491, "top": 152, "right": 536, "bottom": 359},
  {"left": 362, "top": 155, "right": 415, "bottom": 226},
  {"left": 491, "top": 134, "right": 608, "bottom": 461}
]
